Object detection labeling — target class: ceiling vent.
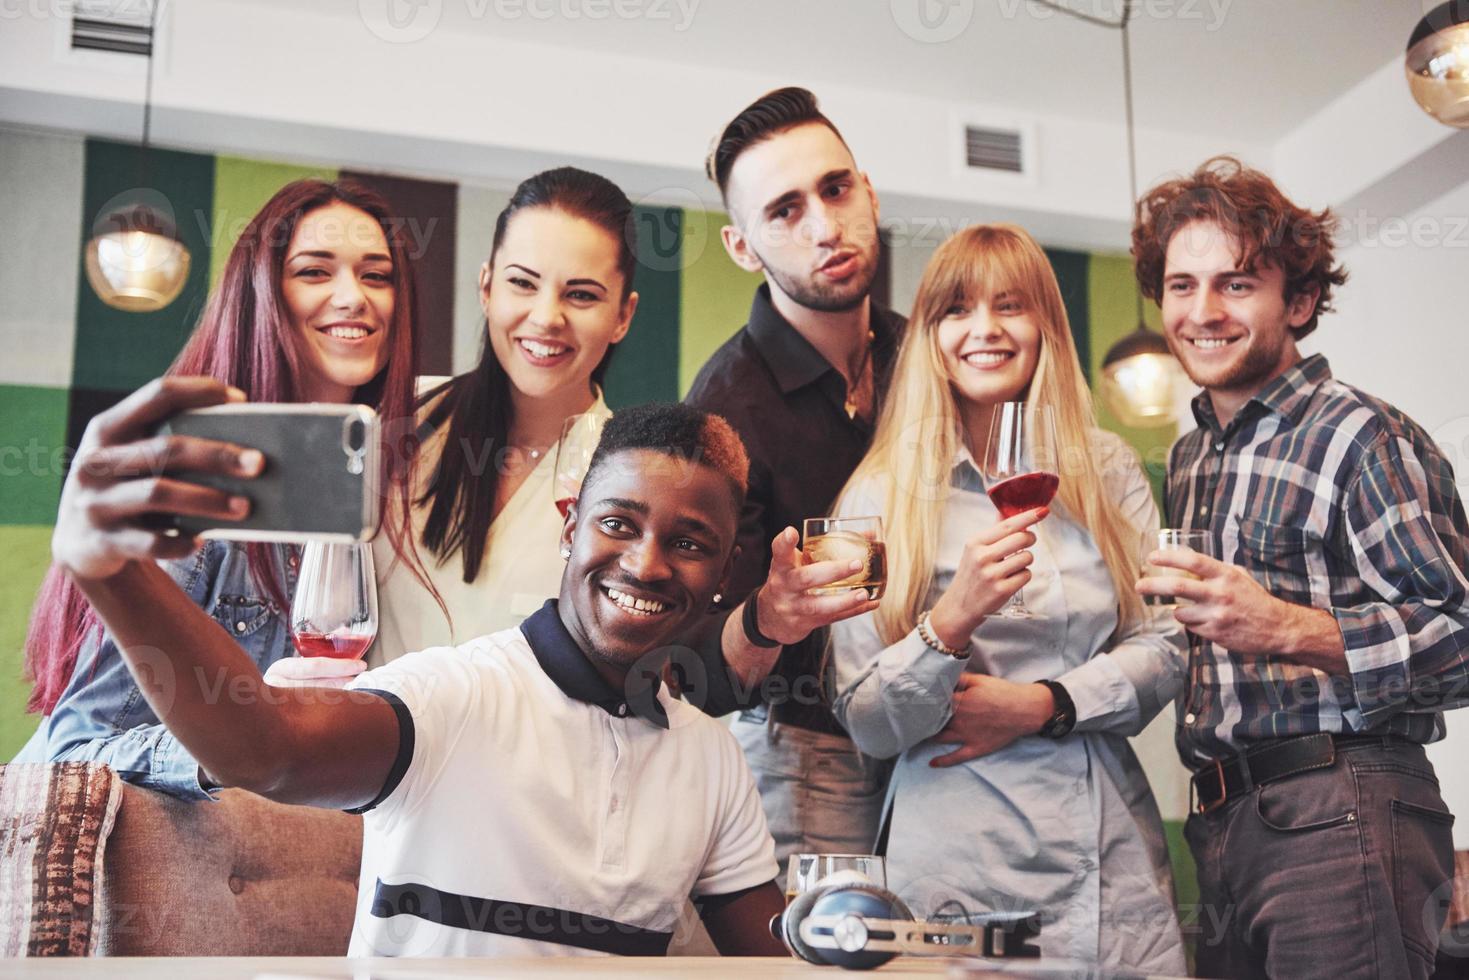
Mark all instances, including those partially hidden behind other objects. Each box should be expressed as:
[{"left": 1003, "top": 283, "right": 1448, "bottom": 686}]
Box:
[
  {"left": 964, "top": 125, "right": 1024, "bottom": 174},
  {"left": 69, "top": 0, "right": 153, "bottom": 57},
  {"left": 951, "top": 112, "right": 1037, "bottom": 186}
]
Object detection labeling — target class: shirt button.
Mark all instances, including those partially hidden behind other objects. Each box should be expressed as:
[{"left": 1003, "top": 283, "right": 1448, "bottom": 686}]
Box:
[
  {"left": 235, "top": 621, "right": 247, "bottom": 634},
  {"left": 288, "top": 553, "right": 300, "bottom": 569},
  {"left": 1185, "top": 712, "right": 1197, "bottom": 724}
]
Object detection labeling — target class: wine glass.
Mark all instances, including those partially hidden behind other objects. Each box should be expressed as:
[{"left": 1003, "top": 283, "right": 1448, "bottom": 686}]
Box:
[
  {"left": 554, "top": 413, "right": 608, "bottom": 518},
  {"left": 980, "top": 402, "right": 1059, "bottom": 620},
  {"left": 290, "top": 542, "right": 378, "bottom": 660}
]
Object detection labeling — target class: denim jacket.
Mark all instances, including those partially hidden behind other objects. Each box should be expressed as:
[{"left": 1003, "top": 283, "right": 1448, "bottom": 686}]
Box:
[{"left": 15, "top": 540, "right": 298, "bottom": 800}]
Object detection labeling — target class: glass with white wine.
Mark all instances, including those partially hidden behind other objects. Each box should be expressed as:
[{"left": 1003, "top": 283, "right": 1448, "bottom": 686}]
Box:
[
  {"left": 802, "top": 516, "right": 886, "bottom": 601},
  {"left": 1143, "top": 529, "right": 1213, "bottom": 608}
]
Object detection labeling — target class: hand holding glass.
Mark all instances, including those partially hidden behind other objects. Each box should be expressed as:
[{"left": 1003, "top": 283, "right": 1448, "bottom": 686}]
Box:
[
  {"left": 981, "top": 402, "right": 1059, "bottom": 619},
  {"left": 290, "top": 541, "right": 378, "bottom": 660},
  {"left": 802, "top": 516, "right": 886, "bottom": 600},
  {"left": 1143, "top": 529, "right": 1213, "bottom": 608}
]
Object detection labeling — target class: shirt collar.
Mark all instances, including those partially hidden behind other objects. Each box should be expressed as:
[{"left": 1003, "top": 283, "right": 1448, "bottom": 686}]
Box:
[
  {"left": 745, "top": 282, "right": 904, "bottom": 396},
  {"left": 519, "top": 600, "right": 669, "bottom": 729},
  {"left": 1190, "top": 353, "right": 1333, "bottom": 435}
]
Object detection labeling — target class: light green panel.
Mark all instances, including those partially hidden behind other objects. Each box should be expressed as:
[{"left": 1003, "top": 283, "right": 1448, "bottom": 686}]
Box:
[
  {"left": 209, "top": 156, "right": 339, "bottom": 287},
  {"left": 677, "top": 209, "right": 761, "bottom": 396},
  {"left": 0, "top": 526, "right": 56, "bottom": 758},
  {"left": 1088, "top": 253, "right": 1177, "bottom": 502}
]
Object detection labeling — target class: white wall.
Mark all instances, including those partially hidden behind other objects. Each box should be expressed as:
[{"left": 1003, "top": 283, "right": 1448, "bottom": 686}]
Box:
[{"left": 1315, "top": 177, "right": 1469, "bottom": 847}]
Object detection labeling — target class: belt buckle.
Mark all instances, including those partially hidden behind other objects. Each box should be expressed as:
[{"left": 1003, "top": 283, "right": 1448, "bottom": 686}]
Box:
[{"left": 1196, "top": 758, "right": 1227, "bottom": 815}]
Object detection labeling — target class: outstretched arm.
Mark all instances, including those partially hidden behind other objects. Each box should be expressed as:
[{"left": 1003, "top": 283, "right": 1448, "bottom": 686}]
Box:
[{"left": 53, "top": 376, "right": 399, "bottom": 809}]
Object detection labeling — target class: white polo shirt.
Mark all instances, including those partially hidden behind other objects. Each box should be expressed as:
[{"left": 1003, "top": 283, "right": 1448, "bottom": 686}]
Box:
[{"left": 344, "top": 600, "right": 778, "bottom": 957}]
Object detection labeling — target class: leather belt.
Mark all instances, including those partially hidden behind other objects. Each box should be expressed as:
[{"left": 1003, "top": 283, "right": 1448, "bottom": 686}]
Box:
[
  {"left": 740, "top": 701, "right": 850, "bottom": 739},
  {"left": 1192, "top": 732, "right": 1404, "bottom": 815}
]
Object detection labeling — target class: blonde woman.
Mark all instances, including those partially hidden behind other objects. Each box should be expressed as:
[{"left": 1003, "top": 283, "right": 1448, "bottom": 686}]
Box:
[{"left": 829, "top": 224, "right": 1186, "bottom": 973}]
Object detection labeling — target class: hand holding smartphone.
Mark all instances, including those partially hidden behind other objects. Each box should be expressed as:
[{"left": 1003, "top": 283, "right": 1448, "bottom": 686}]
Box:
[{"left": 153, "top": 403, "right": 382, "bottom": 543}]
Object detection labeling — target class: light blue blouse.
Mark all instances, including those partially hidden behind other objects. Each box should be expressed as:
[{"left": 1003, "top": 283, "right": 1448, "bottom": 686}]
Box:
[{"left": 830, "top": 430, "right": 1188, "bottom": 974}]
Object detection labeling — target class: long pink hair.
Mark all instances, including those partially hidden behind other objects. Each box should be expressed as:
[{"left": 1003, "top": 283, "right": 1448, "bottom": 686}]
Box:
[{"left": 24, "top": 179, "right": 431, "bottom": 714}]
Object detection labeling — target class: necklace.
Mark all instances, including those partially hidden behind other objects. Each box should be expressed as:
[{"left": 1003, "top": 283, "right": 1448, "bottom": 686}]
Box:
[{"left": 844, "top": 329, "right": 876, "bottom": 420}]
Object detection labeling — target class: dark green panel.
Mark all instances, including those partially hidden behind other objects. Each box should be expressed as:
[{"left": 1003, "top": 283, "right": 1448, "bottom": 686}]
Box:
[
  {"left": 0, "top": 385, "right": 69, "bottom": 525},
  {"left": 1044, "top": 247, "right": 1091, "bottom": 383},
  {"left": 603, "top": 206, "right": 681, "bottom": 408},
  {"left": 72, "top": 139, "right": 215, "bottom": 394}
]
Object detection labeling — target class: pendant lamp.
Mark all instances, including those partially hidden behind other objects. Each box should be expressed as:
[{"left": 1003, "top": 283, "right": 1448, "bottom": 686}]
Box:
[
  {"left": 1406, "top": 1, "right": 1469, "bottom": 128},
  {"left": 83, "top": 0, "right": 191, "bottom": 312}
]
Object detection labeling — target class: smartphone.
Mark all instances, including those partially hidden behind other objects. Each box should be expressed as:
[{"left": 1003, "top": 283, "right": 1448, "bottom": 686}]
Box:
[{"left": 153, "top": 403, "right": 381, "bottom": 543}]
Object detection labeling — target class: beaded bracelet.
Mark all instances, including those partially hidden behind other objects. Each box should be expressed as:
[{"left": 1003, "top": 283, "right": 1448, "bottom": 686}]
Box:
[{"left": 917, "top": 610, "right": 967, "bottom": 658}]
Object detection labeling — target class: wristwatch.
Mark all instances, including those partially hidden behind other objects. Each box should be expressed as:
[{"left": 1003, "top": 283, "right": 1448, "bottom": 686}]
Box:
[{"left": 1034, "top": 680, "right": 1076, "bottom": 739}]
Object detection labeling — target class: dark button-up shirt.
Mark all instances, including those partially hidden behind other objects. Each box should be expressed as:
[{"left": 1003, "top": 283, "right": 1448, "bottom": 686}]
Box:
[
  {"left": 1166, "top": 354, "right": 1469, "bottom": 766},
  {"left": 684, "top": 283, "right": 906, "bottom": 718}
]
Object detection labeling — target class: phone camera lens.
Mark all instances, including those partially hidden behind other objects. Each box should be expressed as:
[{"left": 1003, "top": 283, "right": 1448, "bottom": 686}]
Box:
[{"left": 346, "top": 419, "right": 367, "bottom": 452}]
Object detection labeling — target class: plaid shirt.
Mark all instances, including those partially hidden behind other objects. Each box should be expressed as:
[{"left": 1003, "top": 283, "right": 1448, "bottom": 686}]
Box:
[{"left": 1167, "top": 355, "right": 1469, "bottom": 766}]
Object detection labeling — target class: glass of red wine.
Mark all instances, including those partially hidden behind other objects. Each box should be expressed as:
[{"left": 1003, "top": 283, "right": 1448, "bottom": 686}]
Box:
[
  {"left": 290, "top": 542, "right": 378, "bottom": 661},
  {"left": 554, "top": 412, "right": 608, "bottom": 519},
  {"left": 981, "top": 401, "right": 1059, "bottom": 620}
]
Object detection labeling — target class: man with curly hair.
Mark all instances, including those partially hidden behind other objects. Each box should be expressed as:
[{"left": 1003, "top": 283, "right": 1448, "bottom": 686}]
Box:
[{"left": 1132, "top": 156, "right": 1469, "bottom": 979}]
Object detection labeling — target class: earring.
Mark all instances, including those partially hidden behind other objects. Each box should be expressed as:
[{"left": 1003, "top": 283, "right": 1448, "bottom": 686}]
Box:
[
  {"left": 712, "top": 593, "right": 723, "bottom": 605},
  {"left": 560, "top": 546, "right": 571, "bottom": 559}
]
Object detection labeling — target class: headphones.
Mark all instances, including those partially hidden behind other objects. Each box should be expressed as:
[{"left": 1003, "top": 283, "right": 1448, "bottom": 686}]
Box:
[{"left": 771, "top": 871, "right": 1042, "bottom": 970}]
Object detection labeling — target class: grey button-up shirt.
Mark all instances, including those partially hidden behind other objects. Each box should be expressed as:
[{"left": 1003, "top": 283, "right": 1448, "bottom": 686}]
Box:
[{"left": 830, "top": 430, "right": 1187, "bottom": 972}]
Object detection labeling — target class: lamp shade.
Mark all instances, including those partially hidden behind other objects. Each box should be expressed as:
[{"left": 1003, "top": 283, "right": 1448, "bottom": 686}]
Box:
[
  {"left": 84, "top": 201, "right": 191, "bottom": 313},
  {"left": 1406, "top": 0, "right": 1469, "bottom": 128},
  {"left": 1099, "top": 327, "right": 1186, "bottom": 428}
]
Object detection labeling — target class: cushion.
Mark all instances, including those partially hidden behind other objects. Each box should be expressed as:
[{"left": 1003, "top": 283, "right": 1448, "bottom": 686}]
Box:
[{"left": 0, "top": 763, "right": 123, "bottom": 956}]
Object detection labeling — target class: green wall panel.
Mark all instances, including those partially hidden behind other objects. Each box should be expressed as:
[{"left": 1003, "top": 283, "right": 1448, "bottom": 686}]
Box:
[
  {"left": 1088, "top": 253, "right": 1176, "bottom": 500},
  {"left": 209, "top": 156, "right": 338, "bottom": 287},
  {"left": 0, "top": 526, "right": 55, "bottom": 758},
  {"left": 0, "top": 385, "right": 69, "bottom": 525},
  {"left": 72, "top": 140, "right": 215, "bottom": 394},
  {"left": 678, "top": 209, "right": 761, "bottom": 396},
  {"left": 1044, "top": 247, "right": 1091, "bottom": 378},
  {"left": 603, "top": 206, "right": 681, "bottom": 408}
]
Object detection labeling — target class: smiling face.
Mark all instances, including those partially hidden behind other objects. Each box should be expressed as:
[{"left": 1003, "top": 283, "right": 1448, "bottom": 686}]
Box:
[
  {"left": 937, "top": 291, "right": 1043, "bottom": 413},
  {"left": 558, "top": 449, "right": 739, "bottom": 676},
  {"left": 280, "top": 202, "right": 395, "bottom": 403},
  {"left": 722, "top": 123, "right": 880, "bottom": 313},
  {"left": 483, "top": 207, "right": 636, "bottom": 403},
  {"left": 1161, "top": 220, "right": 1317, "bottom": 419}
]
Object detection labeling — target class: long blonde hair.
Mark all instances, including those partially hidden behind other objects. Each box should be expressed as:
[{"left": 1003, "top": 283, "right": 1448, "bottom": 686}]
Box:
[{"left": 841, "top": 223, "right": 1145, "bottom": 644}]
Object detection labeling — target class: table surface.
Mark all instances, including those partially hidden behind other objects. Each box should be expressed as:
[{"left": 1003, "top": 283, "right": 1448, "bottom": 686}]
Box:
[{"left": 0, "top": 957, "right": 1155, "bottom": 978}]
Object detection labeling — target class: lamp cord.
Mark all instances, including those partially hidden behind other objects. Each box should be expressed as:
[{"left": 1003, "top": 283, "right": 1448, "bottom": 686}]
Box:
[
  {"left": 142, "top": 0, "right": 156, "bottom": 150},
  {"left": 1033, "top": 2, "right": 1145, "bottom": 327}
]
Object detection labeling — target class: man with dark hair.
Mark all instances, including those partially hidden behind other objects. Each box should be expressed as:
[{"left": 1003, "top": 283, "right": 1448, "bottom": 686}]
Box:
[
  {"left": 685, "top": 86, "right": 904, "bottom": 872},
  {"left": 49, "top": 386, "right": 788, "bottom": 958},
  {"left": 1133, "top": 156, "right": 1469, "bottom": 979}
]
